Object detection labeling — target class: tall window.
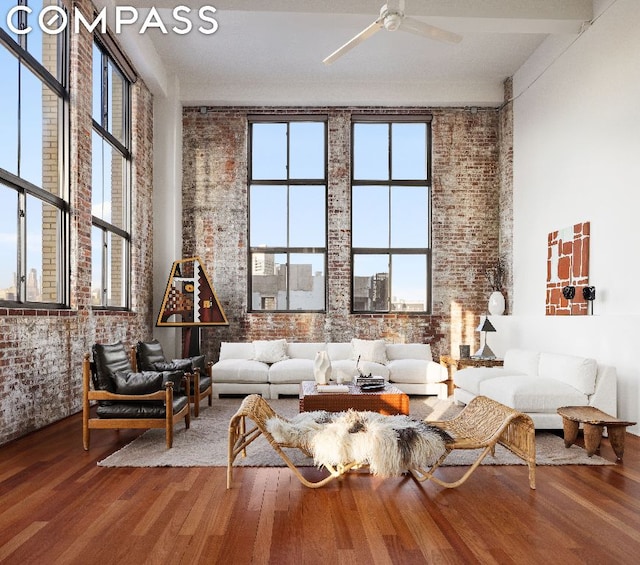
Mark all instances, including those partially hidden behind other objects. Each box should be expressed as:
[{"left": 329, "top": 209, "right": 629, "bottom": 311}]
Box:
[
  {"left": 0, "top": 1, "right": 68, "bottom": 306},
  {"left": 351, "top": 118, "right": 431, "bottom": 313},
  {"left": 248, "top": 118, "right": 327, "bottom": 311},
  {"left": 91, "top": 40, "right": 130, "bottom": 308}
]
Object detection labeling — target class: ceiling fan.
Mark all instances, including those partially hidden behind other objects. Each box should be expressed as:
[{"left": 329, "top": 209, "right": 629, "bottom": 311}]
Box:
[{"left": 323, "top": 0, "right": 462, "bottom": 65}]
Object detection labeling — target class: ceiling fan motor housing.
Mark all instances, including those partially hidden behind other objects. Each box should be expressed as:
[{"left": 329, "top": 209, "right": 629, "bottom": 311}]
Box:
[{"left": 380, "top": 4, "right": 404, "bottom": 31}]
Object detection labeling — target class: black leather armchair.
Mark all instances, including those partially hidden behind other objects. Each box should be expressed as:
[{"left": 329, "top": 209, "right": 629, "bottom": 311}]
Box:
[
  {"left": 82, "top": 342, "right": 191, "bottom": 450},
  {"left": 135, "top": 339, "right": 213, "bottom": 417}
]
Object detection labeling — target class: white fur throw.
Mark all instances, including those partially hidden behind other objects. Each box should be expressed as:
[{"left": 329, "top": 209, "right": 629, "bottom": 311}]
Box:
[{"left": 266, "top": 410, "right": 449, "bottom": 478}]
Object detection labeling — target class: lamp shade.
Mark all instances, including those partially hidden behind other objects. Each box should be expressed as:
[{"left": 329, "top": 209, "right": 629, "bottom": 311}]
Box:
[{"left": 477, "top": 317, "right": 496, "bottom": 333}]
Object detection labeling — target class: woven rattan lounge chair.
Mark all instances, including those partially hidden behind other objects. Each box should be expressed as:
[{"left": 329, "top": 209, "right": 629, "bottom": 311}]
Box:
[
  {"left": 227, "top": 394, "right": 363, "bottom": 489},
  {"left": 410, "top": 395, "right": 536, "bottom": 489}
]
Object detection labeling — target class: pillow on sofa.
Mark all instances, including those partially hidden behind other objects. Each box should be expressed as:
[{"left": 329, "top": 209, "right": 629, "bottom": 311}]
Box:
[
  {"left": 253, "top": 339, "right": 289, "bottom": 363},
  {"left": 538, "top": 352, "right": 597, "bottom": 396},
  {"left": 351, "top": 339, "right": 388, "bottom": 365}
]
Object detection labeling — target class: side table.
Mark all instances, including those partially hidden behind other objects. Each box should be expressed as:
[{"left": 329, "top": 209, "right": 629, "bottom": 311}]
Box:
[
  {"left": 557, "top": 406, "right": 636, "bottom": 461},
  {"left": 439, "top": 355, "right": 504, "bottom": 396}
]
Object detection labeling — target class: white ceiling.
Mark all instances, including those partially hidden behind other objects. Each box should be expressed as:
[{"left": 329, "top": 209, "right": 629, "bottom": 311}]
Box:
[{"left": 99, "top": 0, "right": 594, "bottom": 107}]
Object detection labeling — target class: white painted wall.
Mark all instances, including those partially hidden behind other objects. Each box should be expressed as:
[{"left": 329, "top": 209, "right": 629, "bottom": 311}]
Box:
[
  {"left": 151, "top": 75, "right": 183, "bottom": 359},
  {"left": 492, "top": 0, "right": 640, "bottom": 433}
]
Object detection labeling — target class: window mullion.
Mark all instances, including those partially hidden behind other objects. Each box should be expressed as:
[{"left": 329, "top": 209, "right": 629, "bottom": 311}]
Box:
[{"left": 17, "top": 193, "right": 26, "bottom": 301}]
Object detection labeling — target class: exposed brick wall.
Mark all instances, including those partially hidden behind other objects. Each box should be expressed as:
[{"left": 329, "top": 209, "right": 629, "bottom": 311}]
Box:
[
  {"left": 0, "top": 0, "right": 155, "bottom": 445},
  {"left": 182, "top": 106, "right": 506, "bottom": 361}
]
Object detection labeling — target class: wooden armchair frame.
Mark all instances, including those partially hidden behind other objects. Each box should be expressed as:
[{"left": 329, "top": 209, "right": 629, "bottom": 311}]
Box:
[
  {"left": 82, "top": 353, "right": 191, "bottom": 450},
  {"left": 411, "top": 395, "right": 536, "bottom": 489}
]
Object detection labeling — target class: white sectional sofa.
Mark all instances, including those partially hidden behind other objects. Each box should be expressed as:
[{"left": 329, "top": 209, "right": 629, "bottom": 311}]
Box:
[
  {"left": 453, "top": 349, "right": 617, "bottom": 429},
  {"left": 210, "top": 339, "right": 449, "bottom": 399}
]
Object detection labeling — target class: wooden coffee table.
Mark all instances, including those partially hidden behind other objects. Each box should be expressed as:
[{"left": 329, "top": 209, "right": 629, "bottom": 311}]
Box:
[
  {"left": 557, "top": 406, "right": 636, "bottom": 461},
  {"left": 299, "top": 381, "right": 409, "bottom": 415}
]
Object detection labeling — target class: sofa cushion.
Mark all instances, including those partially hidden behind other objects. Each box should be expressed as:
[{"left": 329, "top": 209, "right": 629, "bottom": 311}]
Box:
[
  {"left": 480, "top": 376, "right": 588, "bottom": 413},
  {"left": 351, "top": 339, "right": 388, "bottom": 364},
  {"left": 454, "top": 367, "right": 516, "bottom": 395},
  {"left": 538, "top": 352, "right": 597, "bottom": 396},
  {"left": 211, "top": 359, "right": 269, "bottom": 383},
  {"left": 326, "top": 343, "right": 352, "bottom": 361},
  {"left": 503, "top": 349, "right": 540, "bottom": 375},
  {"left": 253, "top": 339, "right": 289, "bottom": 363},
  {"left": 387, "top": 359, "right": 446, "bottom": 384},
  {"left": 286, "top": 342, "right": 327, "bottom": 360},
  {"left": 219, "top": 342, "right": 254, "bottom": 361},
  {"left": 269, "top": 359, "right": 315, "bottom": 384},
  {"left": 386, "top": 343, "right": 432, "bottom": 361}
]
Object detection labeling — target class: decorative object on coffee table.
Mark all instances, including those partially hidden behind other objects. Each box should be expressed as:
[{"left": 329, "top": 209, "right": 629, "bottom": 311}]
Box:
[
  {"left": 299, "top": 381, "right": 409, "bottom": 415},
  {"left": 557, "top": 405, "right": 636, "bottom": 461},
  {"left": 313, "top": 351, "right": 332, "bottom": 385}
]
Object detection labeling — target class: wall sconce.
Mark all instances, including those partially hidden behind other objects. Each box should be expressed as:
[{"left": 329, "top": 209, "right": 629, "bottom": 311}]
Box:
[
  {"left": 583, "top": 286, "right": 596, "bottom": 301},
  {"left": 562, "top": 285, "right": 576, "bottom": 300}
]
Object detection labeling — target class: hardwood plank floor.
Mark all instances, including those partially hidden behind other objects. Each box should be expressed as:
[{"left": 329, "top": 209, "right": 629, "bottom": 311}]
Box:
[{"left": 1, "top": 407, "right": 639, "bottom": 565}]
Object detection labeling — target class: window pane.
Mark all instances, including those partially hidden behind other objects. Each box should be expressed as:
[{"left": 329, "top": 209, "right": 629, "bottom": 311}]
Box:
[
  {"left": 289, "top": 122, "right": 324, "bottom": 179},
  {"left": 353, "top": 123, "right": 388, "bottom": 180},
  {"left": 107, "top": 232, "right": 126, "bottom": 307},
  {"left": 25, "top": 0, "right": 44, "bottom": 65},
  {"left": 250, "top": 185, "right": 286, "bottom": 246},
  {"left": 92, "top": 132, "right": 110, "bottom": 221},
  {"left": 93, "top": 43, "right": 103, "bottom": 124},
  {"left": 92, "top": 133, "right": 127, "bottom": 229},
  {"left": 353, "top": 254, "right": 389, "bottom": 312},
  {"left": 352, "top": 185, "right": 388, "bottom": 247},
  {"left": 289, "top": 185, "right": 325, "bottom": 247},
  {"left": 391, "top": 255, "right": 427, "bottom": 312},
  {"left": 1, "top": 5, "right": 18, "bottom": 39},
  {"left": 252, "top": 123, "right": 287, "bottom": 180},
  {"left": 91, "top": 227, "right": 104, "bottom": 306},
  {"left": 391, "top": 186, "right": 428, "bottom": 248},
  {"left": 25, "top": 194, "right": 60, "bottom": 303},
  {"left": 251, "top": 252, "right": 286, "bottom": 310},
  {"left": 392, "top": 123, "right": 427, "bottom": 180},
  {"left": 0, "top": 186, "right": 18, "bottom": 299},
  {"left": 289, "top": 253, "right": 324, "bottom": 310},
  {"left": 108, "top": 61, "right": 126, "bottom": 144},
  {"left": 20, "top": 65, "right": 44, "bottom": 186},
  {"left": 0, "top": 49, "right": 19, "bottom": 175}
]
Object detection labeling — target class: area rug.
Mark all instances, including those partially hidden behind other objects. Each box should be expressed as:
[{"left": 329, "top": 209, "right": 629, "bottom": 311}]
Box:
[{"left": 97, "top": 397, "right": 614, "bottom": 468}]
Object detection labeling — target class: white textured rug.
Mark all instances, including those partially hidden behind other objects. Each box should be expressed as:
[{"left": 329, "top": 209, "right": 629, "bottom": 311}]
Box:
[{"left": 97, "top": 397, "right": 614, "bottom": 468}]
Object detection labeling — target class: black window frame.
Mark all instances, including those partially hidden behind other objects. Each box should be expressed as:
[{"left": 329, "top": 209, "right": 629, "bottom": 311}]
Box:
[
  {"left": 0, "top": 1, "right": 70, "bottom": 308},
  {"left": 90, "top": 37, "right": 132, "bottom": 310},
  {"left": 247, "top": 115, "right": 328, "bottom": 313},
  {"left": 350, "top": 115, "right": 433, "bottom": 314}
]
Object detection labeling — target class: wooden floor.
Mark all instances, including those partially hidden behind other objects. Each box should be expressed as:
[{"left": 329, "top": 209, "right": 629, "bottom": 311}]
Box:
[{"left": 1, "top": 406, "right": 640, "bottom": 565}]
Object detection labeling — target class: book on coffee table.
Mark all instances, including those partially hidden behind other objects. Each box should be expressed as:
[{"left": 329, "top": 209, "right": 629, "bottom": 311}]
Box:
[{"left": 316, "top": 384, "right": 350, "bottom": 393}]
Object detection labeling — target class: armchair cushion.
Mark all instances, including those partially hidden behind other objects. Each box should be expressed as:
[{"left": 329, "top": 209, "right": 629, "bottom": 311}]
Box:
[
  {"left": 96, "top": 395, "right": 189, "bottom": 419},
  {"left": 92, "top": 342, "right": 133, "bottom": 393},
  {"left": 136, "top": 339, "right": 166, "bottom": 371},
  {"left": 113, "top": 370, "right": 164, "bottom": 395}
]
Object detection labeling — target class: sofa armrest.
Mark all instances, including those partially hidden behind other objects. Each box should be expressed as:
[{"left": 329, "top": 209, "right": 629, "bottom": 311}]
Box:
[
  {"left": 588, "top": 365, "right": 617, "bottom": 416},
  {"left": 426, "top": 361, "right": 448, "bottom": 383}
]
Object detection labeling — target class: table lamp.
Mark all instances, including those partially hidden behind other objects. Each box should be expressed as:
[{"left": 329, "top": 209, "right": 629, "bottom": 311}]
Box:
[{"left": 474, "top": 316, "right": 496, "bottom": 359}]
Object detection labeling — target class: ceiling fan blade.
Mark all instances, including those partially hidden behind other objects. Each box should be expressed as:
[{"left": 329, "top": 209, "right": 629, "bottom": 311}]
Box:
[
  {"left": 400, "top": 16, "right": 462, "bottom": 43},
  {"left": 323, "top": 19, "right": 383, "bottom": 65}
]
